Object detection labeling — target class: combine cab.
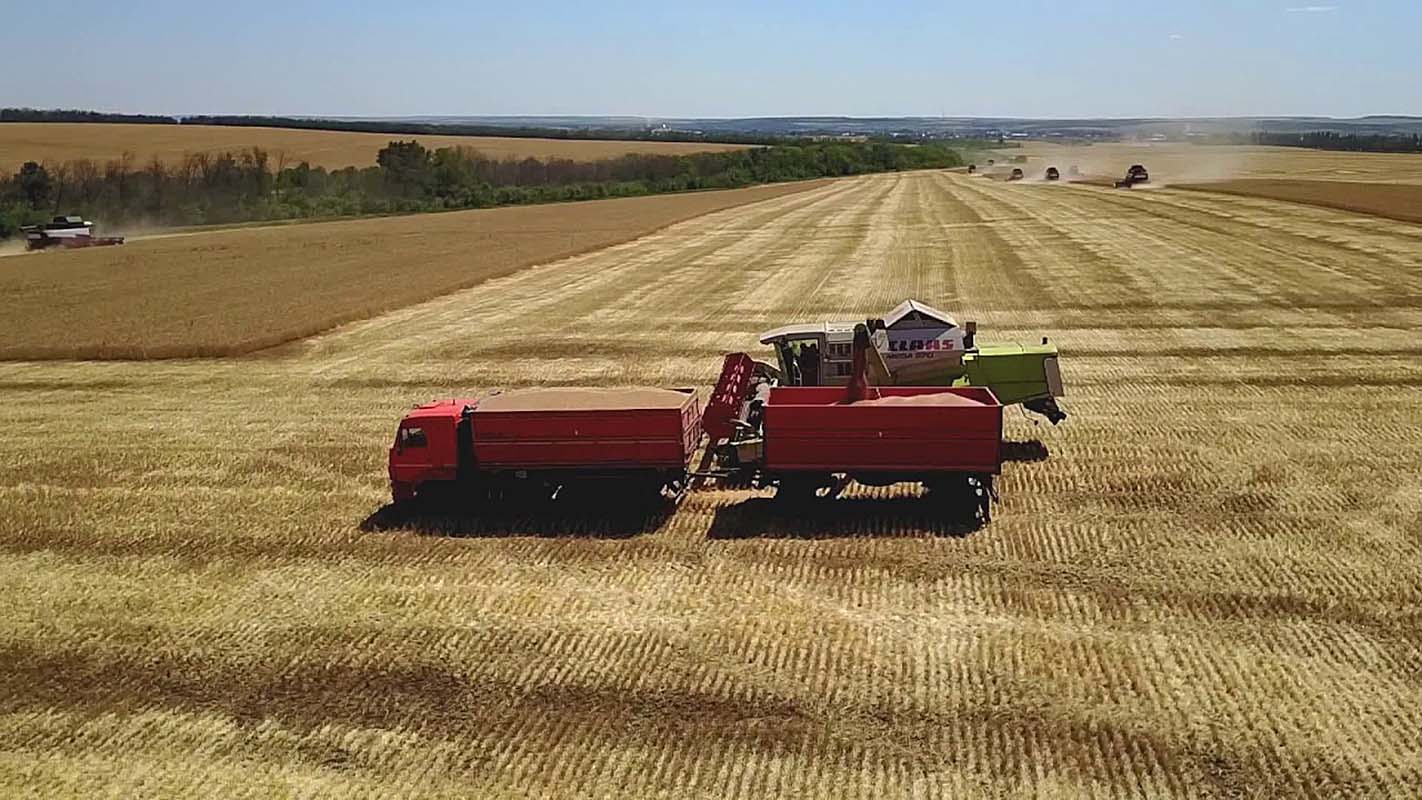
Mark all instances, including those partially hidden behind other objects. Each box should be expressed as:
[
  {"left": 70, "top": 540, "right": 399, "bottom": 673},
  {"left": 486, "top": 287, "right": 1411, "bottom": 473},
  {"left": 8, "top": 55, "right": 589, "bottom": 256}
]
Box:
[
  {"left": 1007, "top": 168, "right": 1024, "bottom": 181},
  {"left": 1114, "top": 164, "right": 1150, "bottom": 188},
  {"left": 1045, "top": 166, "right": 1060, "bottom": 181},
  {"left": 20, "top": 216, "right": 125, "bottom": 251},
  {"left": 758, "top": 299, "right": 1066, "bottom": 424}
]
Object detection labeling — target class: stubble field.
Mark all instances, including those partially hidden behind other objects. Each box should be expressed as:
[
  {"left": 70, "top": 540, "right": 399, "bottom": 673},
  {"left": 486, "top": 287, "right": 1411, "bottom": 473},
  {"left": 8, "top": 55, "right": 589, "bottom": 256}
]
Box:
[
  {"left": 2, "top": 166, "right": 1421, "bottom": 797},
  {"left": 0, "top": 123, "right": 752, "bottom": 172}
]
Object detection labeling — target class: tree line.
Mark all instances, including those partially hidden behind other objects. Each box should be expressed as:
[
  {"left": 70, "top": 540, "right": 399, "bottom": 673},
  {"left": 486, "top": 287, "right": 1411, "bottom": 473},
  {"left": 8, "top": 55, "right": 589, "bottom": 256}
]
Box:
[
  {"left": 0, "top": 140, "right": 961, "bottom": 238},
  {"left": 1, "top": 108, "right": 784, "bottom": 146},
  {"left": 1196, "top": 130, "right": 1422, "bottom": 154}
]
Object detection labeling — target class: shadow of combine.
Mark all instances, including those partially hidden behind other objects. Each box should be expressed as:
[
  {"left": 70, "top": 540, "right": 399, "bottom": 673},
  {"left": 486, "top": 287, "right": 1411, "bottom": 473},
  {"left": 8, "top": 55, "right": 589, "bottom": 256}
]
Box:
[
  {"left": 706, "top": 496, "right": 985, "bottom": 541},
  {"left": 361, "top": 493, "right": 676, "bottom": 540},
  {"left": 1002, "top": 439, "right": 1051, "bottom": 463}
]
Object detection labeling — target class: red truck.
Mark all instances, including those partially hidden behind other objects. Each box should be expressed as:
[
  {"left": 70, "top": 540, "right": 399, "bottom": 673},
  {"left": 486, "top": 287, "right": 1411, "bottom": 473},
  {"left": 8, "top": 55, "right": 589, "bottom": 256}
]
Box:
[
  {"left": 389, "top": 388, "right": 702, "bottom": 503},
  {"left": 389, "top": 353, "right": 1005, "bottom": 520}
]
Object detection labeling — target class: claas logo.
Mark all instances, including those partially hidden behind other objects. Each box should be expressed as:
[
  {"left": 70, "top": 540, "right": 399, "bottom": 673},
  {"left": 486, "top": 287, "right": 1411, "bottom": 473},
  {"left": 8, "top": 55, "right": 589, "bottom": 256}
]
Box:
[{"left": 888, "top": 337, "right": 955, "bottom": 352}]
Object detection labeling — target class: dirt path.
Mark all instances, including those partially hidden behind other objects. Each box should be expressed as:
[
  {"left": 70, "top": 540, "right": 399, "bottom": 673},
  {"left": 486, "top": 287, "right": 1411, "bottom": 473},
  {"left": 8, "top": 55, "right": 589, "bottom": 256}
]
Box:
[{"left": 2, "top": 171, "right": 1420, "bottom": 797}]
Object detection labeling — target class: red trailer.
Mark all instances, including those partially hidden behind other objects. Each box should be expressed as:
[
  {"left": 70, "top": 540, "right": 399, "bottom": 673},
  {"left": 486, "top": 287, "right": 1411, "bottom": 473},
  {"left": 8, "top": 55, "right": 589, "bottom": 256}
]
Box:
[
  {"left": 762, "top": 386, "right": 1002, "bottom": 474},
  {"left": 389, "top": 388, "right": 701, "bottom": 504},
  {"left": 705, "top": 355, "right": 1005, "bottom": 519}
]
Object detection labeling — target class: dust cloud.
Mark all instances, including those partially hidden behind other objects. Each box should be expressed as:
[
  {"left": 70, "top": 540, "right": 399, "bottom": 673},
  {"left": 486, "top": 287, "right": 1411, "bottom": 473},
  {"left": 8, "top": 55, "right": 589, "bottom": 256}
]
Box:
[{"left": 0, "top": 240, "right": 32, "bottom": 259}]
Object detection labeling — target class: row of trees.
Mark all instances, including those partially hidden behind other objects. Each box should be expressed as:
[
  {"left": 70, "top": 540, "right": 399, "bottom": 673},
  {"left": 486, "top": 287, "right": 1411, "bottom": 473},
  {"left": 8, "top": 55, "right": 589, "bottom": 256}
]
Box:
[
  {"left": 0, "top": 140, "right": 962, "bottom": 237},
  {"left": 1, "top": 108, "right": 783, "bottom": 146},
  {"left": 1197, "top": 130, "right": 1422, "bottom": 154}
]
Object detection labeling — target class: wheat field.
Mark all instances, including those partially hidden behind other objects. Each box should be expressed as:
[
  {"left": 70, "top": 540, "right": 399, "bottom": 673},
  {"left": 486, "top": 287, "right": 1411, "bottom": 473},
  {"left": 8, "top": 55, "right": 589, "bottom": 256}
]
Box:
[
  {"left": 2, "top": 169, "right": 1421, "bottom": 797},
  {"left": 0, "top": 180, "right": 820, "bottom": 359},
  {"left": 0, "top": 123, "right": 751, "bottom": 172}
]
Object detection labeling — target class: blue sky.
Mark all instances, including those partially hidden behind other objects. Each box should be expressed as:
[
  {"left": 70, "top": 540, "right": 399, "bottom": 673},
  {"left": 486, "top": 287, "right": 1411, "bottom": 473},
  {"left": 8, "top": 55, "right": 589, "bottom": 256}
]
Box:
[{"left": 4, "top": 1, "right": 1416, "bottom": 118}]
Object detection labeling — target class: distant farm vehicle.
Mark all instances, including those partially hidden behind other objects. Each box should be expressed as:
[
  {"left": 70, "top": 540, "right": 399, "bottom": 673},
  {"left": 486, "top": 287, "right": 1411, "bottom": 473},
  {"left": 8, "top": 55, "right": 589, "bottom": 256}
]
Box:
[
  {"left": 1114, "top": 164, "right": 1150, "bottom": 188},
  {"left": 1008, "top": 168, "right": 1024, "bottom": 181},
  {"left": 967, "top": 164, "right": 976, "bottom": 174},
  {"left": 1045, "top": 166, "right": 1060, "bottom": 181},
  {"left": 20, "top": 216, "right": 125, "bottom": 251}
]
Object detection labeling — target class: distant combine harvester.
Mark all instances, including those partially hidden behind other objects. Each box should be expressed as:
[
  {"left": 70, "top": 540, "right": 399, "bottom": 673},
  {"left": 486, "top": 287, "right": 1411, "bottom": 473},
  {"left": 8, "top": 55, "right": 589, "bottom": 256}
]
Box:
[{"left": 19, "top": 216, "right": 125, "bottom": 251}]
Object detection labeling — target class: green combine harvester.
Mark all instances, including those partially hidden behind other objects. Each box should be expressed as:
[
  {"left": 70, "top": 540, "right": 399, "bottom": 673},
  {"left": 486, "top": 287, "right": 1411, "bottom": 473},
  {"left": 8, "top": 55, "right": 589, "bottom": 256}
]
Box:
[{"left": 757, "top": 299, "right": 1067, "bottom": 423}]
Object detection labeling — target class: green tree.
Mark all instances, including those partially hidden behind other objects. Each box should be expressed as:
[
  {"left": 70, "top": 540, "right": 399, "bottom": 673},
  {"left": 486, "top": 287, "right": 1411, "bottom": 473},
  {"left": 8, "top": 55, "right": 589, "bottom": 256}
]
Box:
[
  {"left": 376, "top": 141, "right": 432, "bottom": 197},
  {"left": 14, "top": 162, "right": 52, "bottom": 207}
]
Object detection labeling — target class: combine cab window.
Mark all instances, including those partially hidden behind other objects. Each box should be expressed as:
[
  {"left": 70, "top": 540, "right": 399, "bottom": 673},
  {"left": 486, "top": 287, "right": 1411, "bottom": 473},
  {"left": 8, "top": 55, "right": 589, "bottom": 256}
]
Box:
[{"left": 398, "top": 426, "right": 427, "bottom": 449}]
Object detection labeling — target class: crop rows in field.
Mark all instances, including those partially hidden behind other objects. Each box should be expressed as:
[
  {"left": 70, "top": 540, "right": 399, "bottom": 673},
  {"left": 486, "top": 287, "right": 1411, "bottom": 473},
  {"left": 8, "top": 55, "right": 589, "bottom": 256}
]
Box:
[{"left": 2, "top": 166, "right": 1421, "bottom": 797}]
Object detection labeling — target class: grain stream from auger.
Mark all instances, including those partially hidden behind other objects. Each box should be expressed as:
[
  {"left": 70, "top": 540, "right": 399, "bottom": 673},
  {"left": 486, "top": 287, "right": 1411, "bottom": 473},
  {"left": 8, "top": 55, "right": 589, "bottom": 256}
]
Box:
[{"left": 2, "top": 171, "right": 1421, "bottom": 797}]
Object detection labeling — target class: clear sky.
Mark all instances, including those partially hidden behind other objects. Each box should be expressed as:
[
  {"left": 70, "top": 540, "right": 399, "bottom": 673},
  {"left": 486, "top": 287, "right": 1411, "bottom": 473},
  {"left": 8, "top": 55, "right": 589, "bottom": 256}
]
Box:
[{"left": 4, "top": 1, "right": 1417, "bottom": 119}]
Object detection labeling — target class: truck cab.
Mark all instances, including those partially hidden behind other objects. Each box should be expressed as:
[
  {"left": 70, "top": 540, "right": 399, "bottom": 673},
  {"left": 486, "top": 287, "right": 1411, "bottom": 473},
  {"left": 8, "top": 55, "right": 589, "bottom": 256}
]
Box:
[{"left": 388, "top": 399, "right": 477, "bottom": 501}]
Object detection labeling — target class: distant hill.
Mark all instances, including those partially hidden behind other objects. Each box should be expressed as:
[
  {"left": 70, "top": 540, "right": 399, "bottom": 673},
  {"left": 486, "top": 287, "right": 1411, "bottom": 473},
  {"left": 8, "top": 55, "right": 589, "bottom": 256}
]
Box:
[
  {"left": 7, "top": 108, "right": 1422, "bottom": 143},
  {"left": 340, "top": 115, "right": 1422, "bottom": 139}
]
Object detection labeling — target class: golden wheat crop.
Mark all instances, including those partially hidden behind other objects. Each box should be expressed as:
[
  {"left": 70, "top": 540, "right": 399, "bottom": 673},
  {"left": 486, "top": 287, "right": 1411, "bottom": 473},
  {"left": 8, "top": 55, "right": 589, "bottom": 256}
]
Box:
[
  {"left": 0, "top": 123, "right": 752, "bottom": 172},
  {"left": 2, "top": 166, "right": 1420, "bottom": 797},
  {"left": 1175, "top": 179, "right": 1422, "bottom": 225},
  {"left": 0, "top": 181, "right": 822, "bottom": 359}
]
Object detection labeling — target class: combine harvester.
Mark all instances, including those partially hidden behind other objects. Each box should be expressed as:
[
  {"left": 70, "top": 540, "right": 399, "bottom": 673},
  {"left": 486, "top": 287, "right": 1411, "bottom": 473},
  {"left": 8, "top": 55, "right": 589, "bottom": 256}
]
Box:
[
  {"left": 20, "top": 216, "right": 125, "bottom": 251},
  {"left": 757, "top": 300, "right": 1065, "bottom": 423},
  {"left": 388, "top": 304, "right": 1023, "bottom": 521},
  {"left": 1114, "top": 164, "right": 1150, "bottom": 188}
]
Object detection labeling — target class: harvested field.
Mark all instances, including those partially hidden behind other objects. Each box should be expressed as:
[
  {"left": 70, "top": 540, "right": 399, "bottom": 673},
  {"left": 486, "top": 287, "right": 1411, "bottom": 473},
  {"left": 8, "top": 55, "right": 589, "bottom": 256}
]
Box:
[
  {"left": 0, "top": 122, "right": 752, "bottom": 172},
  {"left": 3, "top": 170, "right": 1422, "bottom": 797},
  {"left": 1176, "top": 179, "right": 1422, "bottom": 225},
  {"left": 0, "top": 181, "right": 823, "bottom": 359}
]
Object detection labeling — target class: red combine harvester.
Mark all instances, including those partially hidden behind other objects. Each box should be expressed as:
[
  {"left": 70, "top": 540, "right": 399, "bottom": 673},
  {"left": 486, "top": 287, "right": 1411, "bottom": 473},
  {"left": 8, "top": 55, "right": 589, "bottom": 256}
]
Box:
[
  {"left": 389, "top": 348, "right": 1006, "bottom": 520},
  {"left": 20, "top": 216, "right": 125, "bottom": 251}
]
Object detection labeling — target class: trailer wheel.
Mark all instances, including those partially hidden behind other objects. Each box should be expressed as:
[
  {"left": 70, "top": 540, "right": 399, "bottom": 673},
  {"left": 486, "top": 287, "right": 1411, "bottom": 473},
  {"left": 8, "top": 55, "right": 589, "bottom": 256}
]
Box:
[
  {"left": 924, "top": 475, "right": 992, "bottom": 524},
  {"left": 774, "top": 475, "right": 827, "bottom": 505}
]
